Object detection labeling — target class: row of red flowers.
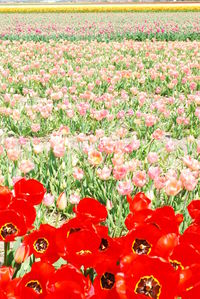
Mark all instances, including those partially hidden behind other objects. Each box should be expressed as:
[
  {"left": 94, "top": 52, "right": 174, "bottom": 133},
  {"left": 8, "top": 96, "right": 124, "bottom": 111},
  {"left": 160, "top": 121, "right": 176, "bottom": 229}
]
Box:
[{"left": 0, "top": 178, "right": 200, "bottom": 299}]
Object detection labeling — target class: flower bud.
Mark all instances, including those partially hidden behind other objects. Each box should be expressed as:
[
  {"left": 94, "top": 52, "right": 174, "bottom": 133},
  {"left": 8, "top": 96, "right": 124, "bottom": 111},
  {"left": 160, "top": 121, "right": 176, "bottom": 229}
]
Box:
[
  {"left": 57, "top": 192, "right": 67, "bottom": 210},
  {"left": 14, "top": 244, "right": 30, "bottom": 264}
]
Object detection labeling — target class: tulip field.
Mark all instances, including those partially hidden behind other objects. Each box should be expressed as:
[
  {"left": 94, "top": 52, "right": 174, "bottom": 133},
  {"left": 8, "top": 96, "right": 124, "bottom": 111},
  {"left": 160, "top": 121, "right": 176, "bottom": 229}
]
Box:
[{"left": 0, "top": 7, "right": 200, "bottom": 299}]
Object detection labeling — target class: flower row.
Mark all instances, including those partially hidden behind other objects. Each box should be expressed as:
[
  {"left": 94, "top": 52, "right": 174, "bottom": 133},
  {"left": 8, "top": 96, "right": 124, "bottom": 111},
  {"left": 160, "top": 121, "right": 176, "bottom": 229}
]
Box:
[
  {"left": 0, "top": 3, "right": 200, "bottom": 14},
  {"left": 0, "top": 178, "right": 200, "bottom": 299}
]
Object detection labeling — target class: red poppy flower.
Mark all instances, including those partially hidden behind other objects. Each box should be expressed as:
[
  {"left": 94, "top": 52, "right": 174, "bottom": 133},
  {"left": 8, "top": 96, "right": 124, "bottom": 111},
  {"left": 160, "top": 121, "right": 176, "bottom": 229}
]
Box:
[
  {"left": 95, "top": 225, "right": 122, "bottom": 264},
  {"left": 64, "top": 228, "right": 101, "bottom": 268},
  {"left": 125, "top": 193, "right": 153, "bottom": 230},
  {"left": 127, "top": 193, "right": 151, "bottom": 213},
  {"left": 0, "top": 186, "right": 13, "bottom": 210},
  {"left": 146, "top": 206, "right": 181, "bottom": 234},
  {"left": 178, "top": 264, "right": 200, "bottom": 298},
  {"left": 14, "top": 178, "right": 46, "bottom": 206},
  {"left": 122, "top": 224, "right": 163, "bottom": 258},
  {"left": 0, "top": 266, "right": 21, "bottom": 298},
  {"left": 0, "top": 210, "right": 26, "bottom": 242},
  {"left": 44, "top": 287, "right": 85, "bottom": 299},
  {"left": 181, "top": 283, "right": 200, "bottom": 299},
  {"left": 0, "top": 267, "right": 14, "bottom": 290},
  {"left": 9, "top": 198, "right": 36, "bottom": 230},
  {"left": 154, "top": 233, "right": 179, "bottom": 259},
  {"left": 181, "top": 223, "right": 200, "bottom": 252},
  {"left": 23, "top": 224, "right": 59, "bottom": 263},
  {"left": 46, "top": 263, "right": 89, "bottom": 299},
  {"left": 169, "top": 242, "right": 200, "bottom": 269},
  {"left": 93, "top": 260, "right": 121, "bottom": 299},
  {"left": 55, "top": 217, "right": 94, "bottom": 257},
  {"left": 187, "top": 200, "right": 200, "bottom": 223},
  {"left": 125, "top": 209, "right": 153, "bottom": 230},
  {"left": 116, "top": 254, "right": 179, "bottom": 299},
  {"left": 18, "top": 262, "right": 55, "bottom": 299},
  {"left": 74, "top": 197, "right": 107, "bottom": 224}
]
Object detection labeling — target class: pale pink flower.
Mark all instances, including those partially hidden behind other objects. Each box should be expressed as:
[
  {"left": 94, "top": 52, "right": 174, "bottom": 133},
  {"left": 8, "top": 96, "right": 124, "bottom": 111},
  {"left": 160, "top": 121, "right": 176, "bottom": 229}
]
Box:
[
  {"left": 88, "top": 150, "right": 103, "bottom": 166},
  {"left": 117, "top": 127, "right": 127, "bottom": 138},
  {"left": 66, "top": 109, "right": 74, "bottom": 118},
  {"left": 33, "top": 143, "right": 43, "bottom": 154},
  {"left": 97, "top": 166, "right": 112, "bottom": 180},
  {"left": 19, "top": 160, "right": 34, "bottom": 174},
  {"left": 164, "top": 177, "right": 182, "bottom": 196},
  {"left": 59, "top": 125, "right": 70, "bottom": 136},
  {"left": 152, "top": 129, "right": 164, "bottom": 140},
  {"left": 53, "top": 144, "right": 65, "bottom": 158},
  {"left": 166, "top": 169, "right": 178, "bottom": 179},
  {"left": 148, "top": 166, "right": 161, "bottom": 180},
  {"left": 19, "top": 137, "right": 28, "bottom": 146},
  {"left": 95, "top": 129, "right": 105, "bottom": 138},
  {"left": 165, "top": 140, "right": 175, "bottom": 152},
  {"left": 180, "top": 169, "right": 198, "bottom": 191},
  {"left": 113, "top": 165, "right": 127, "bottom": 180},
  {"left": 147, "top": 152, "right": 158, "bottom": 164},
  {"left": 31, "top": 123, "right": 40, "bottom": 133},
  {"left": 77, "top": 133, "right": 86, "bottom": 142},
  {"left": 4, "top": 137, "right": 18, "bottom": 149},
  {"left": 154, "top": 176, "right": 166, "bottom": 190},
  {"left": 183, "top": 155, "right": 200, "bottom": 171},
  {"left": 69, "top": 192, "right": 81, "bottom": 205},
  {"left": 117, "top": 180, "right": 133, "bottom": 196},
  {"left": 124, "top": 139, "right": 140, "bottom": 152},
  {"left": 73, "top": 167, "right": 84, "bottom": 180},
  {"left": 112, "top": 153, "right": 124, "bottom": 167},
  {"left": 132, "top": 171, "right": 147, "bottom": 188},
  {"left": 125, "top": 159, "right": 140, "bottom": 172},
  {"left": 104, "top": 140, "right": 115, "bottom": 154},
  {"left": 43, "top": 193, "right": 54, "bottom": 207},
  {"left": 7, "top": 148, "right": 20, "bottom": 161},
  {"left": 145, "top": 115, "right": 157, "bottom": 127}
]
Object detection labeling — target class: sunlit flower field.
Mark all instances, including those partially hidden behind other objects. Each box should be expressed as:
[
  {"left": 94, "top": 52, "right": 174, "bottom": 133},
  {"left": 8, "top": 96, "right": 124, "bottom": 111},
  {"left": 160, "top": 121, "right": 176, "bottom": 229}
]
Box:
[
  {"left": 0, "top": 10, "right": 200, "bottom": 299},
  {"left": 0, "top": 12, "right": 200, "bottom": 41}
]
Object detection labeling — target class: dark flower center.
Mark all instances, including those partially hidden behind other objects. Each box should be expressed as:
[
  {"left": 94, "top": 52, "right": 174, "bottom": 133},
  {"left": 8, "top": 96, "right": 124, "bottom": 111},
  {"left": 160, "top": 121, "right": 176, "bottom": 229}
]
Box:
[
  {"left": 170, "top": 259, "right": 184, "bottom": 270},
  {"left": 100, "top": 272, "right": 115, "bottom": 290},
  {"left": 0, "top": 223, "right": 18, "bottom": 240},
  {"left": 132, "top": 239, "right": 151, "bottom": 255},
  {"left": 67, "top": 227, "right": 81, "bottom": 238},
  {"left": 99, "top": 238, "right": 109, "bottom": 251},
  {"left": 33, "top": 238, "right": 49, "bottom": 253},
  {"left": 135, "top": 275, "right": 161, "bottom": 299},
  {"left": 26, "top": 280, "right": 42, "bottom": 294}
]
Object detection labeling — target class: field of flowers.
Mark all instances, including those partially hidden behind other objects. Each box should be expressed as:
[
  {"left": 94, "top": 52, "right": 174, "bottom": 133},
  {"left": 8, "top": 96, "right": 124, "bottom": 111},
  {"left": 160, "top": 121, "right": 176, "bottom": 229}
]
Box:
[
  {"left": 0, "top": 3, "right": 199, "bottom": 13},
  {"left": 0, "top": 12, "right": 200, "bottom": 41},
  {"left": 0, "top": 10, "right": 200, "bottom": 299}
]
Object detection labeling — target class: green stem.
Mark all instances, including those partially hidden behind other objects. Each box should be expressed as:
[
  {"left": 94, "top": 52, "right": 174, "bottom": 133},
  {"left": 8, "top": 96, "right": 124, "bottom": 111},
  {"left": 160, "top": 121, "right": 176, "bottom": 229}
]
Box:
[{"left": 4, "top": 242, "right": 9, "bottom": 266}]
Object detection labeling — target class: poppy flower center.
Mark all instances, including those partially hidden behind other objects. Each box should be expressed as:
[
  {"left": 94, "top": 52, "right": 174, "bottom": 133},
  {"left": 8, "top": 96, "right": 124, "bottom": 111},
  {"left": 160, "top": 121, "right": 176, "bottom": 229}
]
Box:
[
  {"left": 135, "top": 275, "right": 161, "bottom": 299},
  {"left": 26, "top": 280, "right": 42, "bottom": 294},
  {"left": 99, "top": 238, "right": 109, "bottom": 251},
  {"left": 100, "top": 272, "right": 115, "bottom": 290},
  {"left": 0, "top": 223, "right": 18, "bottom": 240},
  {"left": 132, "top": 239, "right": 151, "bottom": 255},
  {"left": 33, "top": 238, "right": 49, "bottom": 253},
  {"left": 170, "top": 259, "right": 184, "bottom": 270}
]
